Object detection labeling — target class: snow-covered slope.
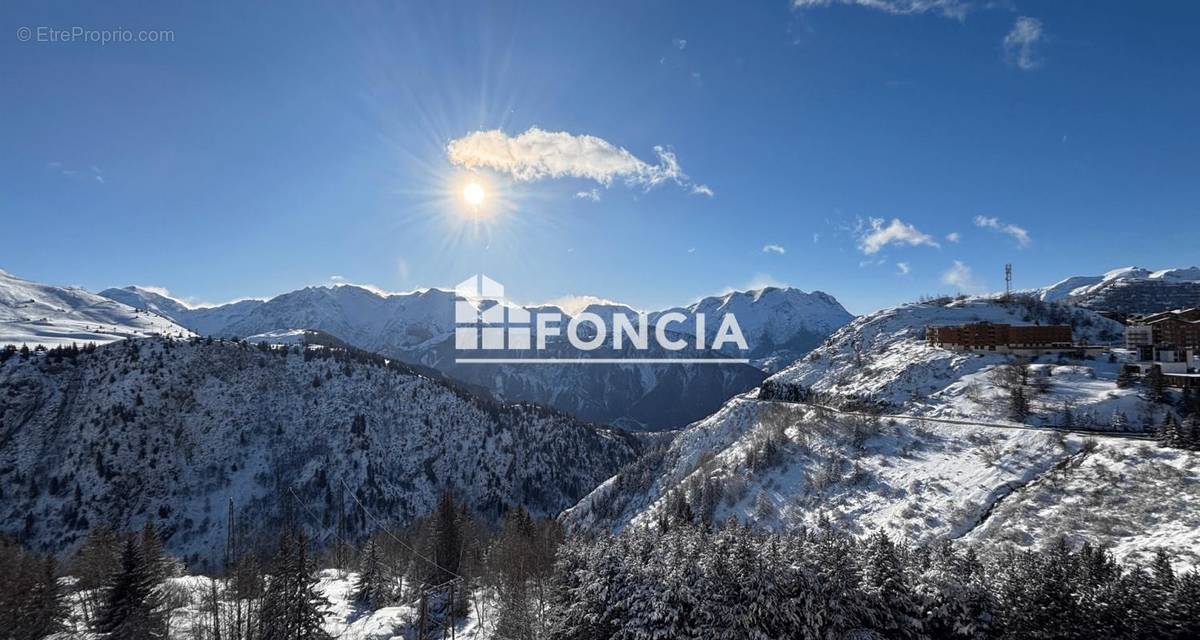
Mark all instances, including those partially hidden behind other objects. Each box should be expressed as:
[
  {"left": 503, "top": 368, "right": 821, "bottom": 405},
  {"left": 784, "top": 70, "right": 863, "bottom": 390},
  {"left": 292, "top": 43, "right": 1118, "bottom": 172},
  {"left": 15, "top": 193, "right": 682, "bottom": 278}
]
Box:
[
  {"left": 98, "top": 282, "right": 850, "bottom": 429},
  {"left": 563, "top": 397, "right": 1200, "bottom": 567},
  {"left": 0, "top": 337, "right": 637, "bottom": 567},
  {"left": 563, "top": 294, "right": 1198, "bottom": 565},
  {"left": 0, "top": 270, "right": 191, "bottom": 347},
  {"left": 1034, "top": 266, "right": 1200, "bottom": 313},
  {"left": 767, "top": 295, "right": 1140, "bottom": 425}
]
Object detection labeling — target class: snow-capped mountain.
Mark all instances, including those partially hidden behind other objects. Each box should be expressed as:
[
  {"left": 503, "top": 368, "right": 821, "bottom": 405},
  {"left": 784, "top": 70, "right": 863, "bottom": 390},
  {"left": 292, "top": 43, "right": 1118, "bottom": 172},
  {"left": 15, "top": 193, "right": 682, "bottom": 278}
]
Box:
[
  {"left": 98, "top": 280, "right": 851, "bottom": 429},
  {"left": 1034, "top": 266, "right": 1200, "bottom": 314},
  {"left": 654, "top": 286, "right": 854, "bottom": 372},
  {"left": 0, "top": 337, "right": 637, "bottom": 567},
  {"left": 0, "top": 270, "right": 191, "bottom": 347},
  {"left": 99, "top": 285, "right": 265, "bottom": 336}
]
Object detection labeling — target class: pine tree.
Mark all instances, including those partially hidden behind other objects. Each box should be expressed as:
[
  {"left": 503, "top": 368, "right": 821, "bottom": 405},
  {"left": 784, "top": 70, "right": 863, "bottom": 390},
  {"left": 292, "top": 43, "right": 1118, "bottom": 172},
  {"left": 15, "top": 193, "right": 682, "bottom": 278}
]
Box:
[
  {"left": 1116, "top": 366, "right": 1137, "bottom": 389},
  {"left": 21, "top": 556, "right": 65, "bottom": 639},
  {"left": 1008, "top": 385, "right": 1030, "bottom": 422},
  {"left": 1147, "top": 367, "right": 1167, "bottom": 403},
  {"left": 259, "top": 530, "right": 331, "bottom": 640},
  {"left": 352, "top": 536, "right": 393, "bottom": 610},
  {"left": 94, "top": 536, "right": 166, "bottom": 640},
  {"left": 0, "top": 545, "right": 66, "bottom": 640},
  {"left": 1159, "top": 414, "right": 1182, "bottom": 448},
  {"left": 139, "top": 522, "right": 172, "bottom": 582},
  {"left": 861, "top": 531, "right": 922, "bottom": 638},
  {"left": 1111, "top": 409, "right": 1130, "bottom": 432}
]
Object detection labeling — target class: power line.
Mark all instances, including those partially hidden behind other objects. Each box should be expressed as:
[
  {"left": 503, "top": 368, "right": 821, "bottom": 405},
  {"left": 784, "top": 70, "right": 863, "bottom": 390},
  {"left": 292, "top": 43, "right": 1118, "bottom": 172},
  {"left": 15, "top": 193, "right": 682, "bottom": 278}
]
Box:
[{"left": 339, "top": 478, "right": 463, "bottom": 582}]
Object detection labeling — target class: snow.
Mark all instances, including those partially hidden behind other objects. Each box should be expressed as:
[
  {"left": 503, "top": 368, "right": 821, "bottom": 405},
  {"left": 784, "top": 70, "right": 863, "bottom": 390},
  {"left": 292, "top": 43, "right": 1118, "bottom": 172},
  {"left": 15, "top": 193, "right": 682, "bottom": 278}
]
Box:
[
  {"left": 0, "top": 270, "right": 192, "bottom": 347},
  {"left": 767, "top": 296, "right": 1133, "bottom": 422},
  {"left": 565, "top": 294, "right": 1199, "bottom": 566},
  {"left": 0, "top": 337, "right": 636, "bottom": 566},
  {"left": 242, "top": 328, "right": 311, "bottom": 345},
  {"left": 95, "top": 281, "right": 823, "bottom": 430},
  {"left": 57, "top": 570, "right": 496, "bottom": 640},
  {"left": 1031, "top": 265, "right": 1200, "bottom": 310},
  {"left": 567, "top": 397, "right": 1200, "bottom": 567}
]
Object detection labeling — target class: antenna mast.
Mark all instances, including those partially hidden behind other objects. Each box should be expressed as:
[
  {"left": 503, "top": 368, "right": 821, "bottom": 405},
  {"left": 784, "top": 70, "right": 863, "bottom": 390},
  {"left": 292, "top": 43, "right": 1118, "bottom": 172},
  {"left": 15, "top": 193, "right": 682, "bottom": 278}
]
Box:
[{"left": 1005, "top": 263, "right": 1013, "bottom": 297}]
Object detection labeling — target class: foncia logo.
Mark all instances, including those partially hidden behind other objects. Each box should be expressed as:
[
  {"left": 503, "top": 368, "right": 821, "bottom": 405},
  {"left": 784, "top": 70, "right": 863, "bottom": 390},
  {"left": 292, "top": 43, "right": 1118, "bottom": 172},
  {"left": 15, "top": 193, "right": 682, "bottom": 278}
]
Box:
[{"left": 454, "top": 274, "right": 749, "bottom": 364}]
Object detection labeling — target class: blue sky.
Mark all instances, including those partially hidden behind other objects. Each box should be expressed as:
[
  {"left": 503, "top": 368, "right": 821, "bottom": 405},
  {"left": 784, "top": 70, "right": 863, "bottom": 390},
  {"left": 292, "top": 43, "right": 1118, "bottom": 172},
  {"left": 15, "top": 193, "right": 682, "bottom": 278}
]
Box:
[{"left": 2, "top": 0, "right": 1197, "bottom": 314}]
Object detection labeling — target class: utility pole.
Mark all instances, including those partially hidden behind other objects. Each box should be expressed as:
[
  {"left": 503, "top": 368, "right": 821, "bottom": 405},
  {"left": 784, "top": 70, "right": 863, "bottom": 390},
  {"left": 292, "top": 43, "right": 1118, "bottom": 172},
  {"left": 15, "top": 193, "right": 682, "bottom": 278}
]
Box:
[
  {"left": 448, "top": 581, "right": 456, "bottom": 640},
  {"left": 418, "top": 590, "right": 428, "bottom": 640}
]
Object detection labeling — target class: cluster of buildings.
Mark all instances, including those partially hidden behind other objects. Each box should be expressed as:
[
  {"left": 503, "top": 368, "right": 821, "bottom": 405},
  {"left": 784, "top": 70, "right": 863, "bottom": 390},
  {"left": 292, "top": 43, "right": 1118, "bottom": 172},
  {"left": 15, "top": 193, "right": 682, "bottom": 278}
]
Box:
[
  {"left": 924, "top": 308, "right": 1200, "bottom": 389},
  {"left": 1123, "top": 308, "right": 1200, "bottom": 387}
]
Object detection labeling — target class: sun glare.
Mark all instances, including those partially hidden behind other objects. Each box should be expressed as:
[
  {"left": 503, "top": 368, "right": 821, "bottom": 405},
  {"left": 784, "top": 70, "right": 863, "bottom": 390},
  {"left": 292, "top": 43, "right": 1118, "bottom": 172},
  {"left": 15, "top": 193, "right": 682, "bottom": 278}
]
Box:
[{"left": 463, "top": 181, "right": 485, "bottom": 207}]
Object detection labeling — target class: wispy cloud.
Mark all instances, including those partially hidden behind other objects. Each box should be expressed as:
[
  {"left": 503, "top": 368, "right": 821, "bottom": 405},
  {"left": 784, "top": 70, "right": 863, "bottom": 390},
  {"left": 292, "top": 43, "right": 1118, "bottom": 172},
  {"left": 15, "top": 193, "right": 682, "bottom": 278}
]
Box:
[
  {"left": 792, "top": 0, "right": 969, "bottom": 20},
  {"left": 974, "top": 215, "right": 1031, "bottom": 247},
  {"left": 574, "top": 188, "right": 602, "bottom": 202},
  {"left": 942, "top": 260, "right": 986, "bottom": 294},
  {"left": 47, "top": 161, "right": 104, "bottom": 184},
  {"left": 690, "top": 183, "right": 714, "bottom": 197},
  {"left": 447, "top": 127, "right": 706, "bottom": 194},
  {"left": 762, "top": 244, "right": 787, "bottom": 255},
  {"left": 672, "top": 37, "right": 688, "bottom": 50},
  {"left": 946, "top": 231, "right": 961, "bottom": 243},
  {"left": 896, "top": 262, "right": 911, "bottom": 275},
  {"left": 857, "top": 217, "right": 940, "bottom": 255},
  {"left": 1004, "top": 16, "right": 1044, "bottom": 70}
]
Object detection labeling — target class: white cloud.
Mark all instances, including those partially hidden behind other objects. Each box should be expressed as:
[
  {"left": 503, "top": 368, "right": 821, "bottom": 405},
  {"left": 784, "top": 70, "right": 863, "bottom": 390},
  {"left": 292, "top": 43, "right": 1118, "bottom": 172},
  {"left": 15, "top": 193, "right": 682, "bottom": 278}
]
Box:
[
  {"left": 946, "top": 231, "right": 961, "bottom": 243},
  {"left": 857, "top": 217, "right": 940, "bottom": 255},
  {"left": 792, "top": 0, "right": 969, "bottom": 20},
  {"left": 762, "top": 244, "right": 787, "bottom": 255},
  {"left": 574, "top": 188, "right": 602, "bottom": 202},
  {"left": 673, "top": 38, "right": 688, "bottom": 50},
  {"left": 974, "top": 215, "right": 1031, "bottom": 248},
  {"left": 896, "top": 262, "right": 911, "bottom": 275},
  {"left": 942, "top": 260, "right": 987, "bottom": 294},
  {"left": 690, "top": 183, "right": 714, "bottom": 197},
  {"left": 812, "top": 232, "right": 821, "bottom": 243},
  {"left": 47, "top": 161, "right": 105, "bottom": 184},
  {"left": 1004, "top": 16, "right": 1044, "bottom": 70},
  {"left": 447, "top": 127, "right": 705, "bottom": 193},
  {"left": 687, "top": 247, "right": 697, "bottom": 254}
]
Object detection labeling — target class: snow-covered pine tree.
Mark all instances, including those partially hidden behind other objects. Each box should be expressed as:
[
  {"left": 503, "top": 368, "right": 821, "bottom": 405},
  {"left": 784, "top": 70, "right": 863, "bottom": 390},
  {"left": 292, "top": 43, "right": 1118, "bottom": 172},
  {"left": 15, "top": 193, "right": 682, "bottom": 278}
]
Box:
[
  {"left": 1110, "top": 409, "right": 1130, "bottom": 431},
  {"left": 860, "top": 530, "right": 922, "bottom": 639}
]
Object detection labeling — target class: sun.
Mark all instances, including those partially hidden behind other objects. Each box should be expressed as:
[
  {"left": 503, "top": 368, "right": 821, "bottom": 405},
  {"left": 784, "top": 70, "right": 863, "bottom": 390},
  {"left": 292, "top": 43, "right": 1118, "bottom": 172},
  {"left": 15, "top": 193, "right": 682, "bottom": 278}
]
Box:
[{"left": 463, "top": 181, "right": 485, "bottom": 207}]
